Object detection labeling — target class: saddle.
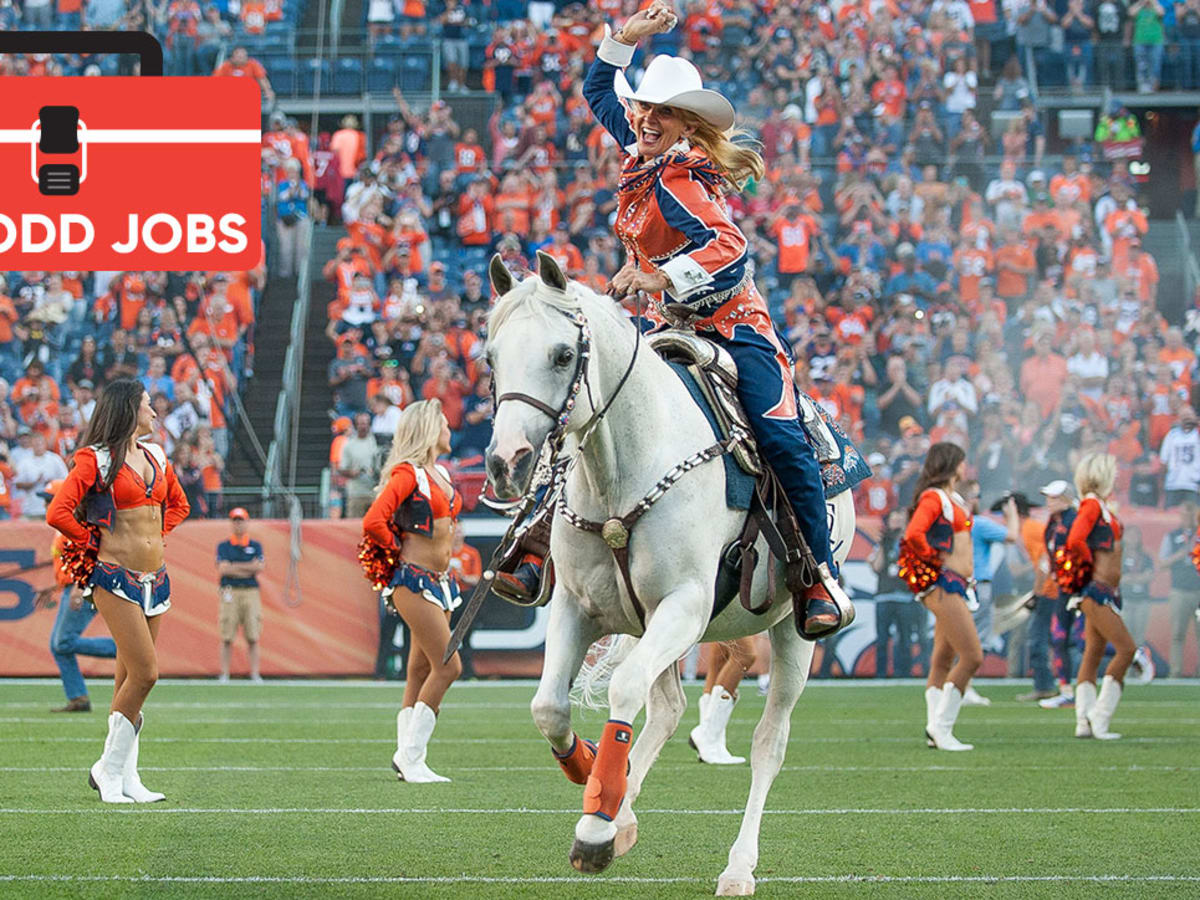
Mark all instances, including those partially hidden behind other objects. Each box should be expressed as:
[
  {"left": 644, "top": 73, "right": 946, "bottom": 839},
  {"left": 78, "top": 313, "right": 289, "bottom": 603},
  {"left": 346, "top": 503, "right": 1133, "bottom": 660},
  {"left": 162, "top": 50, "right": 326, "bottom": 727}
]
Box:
[{"left": 491, "top": 329, "right": 838, "bottom": 637}]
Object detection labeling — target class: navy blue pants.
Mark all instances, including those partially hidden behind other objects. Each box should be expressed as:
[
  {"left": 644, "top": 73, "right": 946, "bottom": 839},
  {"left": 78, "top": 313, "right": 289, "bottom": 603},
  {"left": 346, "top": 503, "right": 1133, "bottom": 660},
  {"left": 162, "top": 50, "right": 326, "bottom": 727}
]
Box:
[{"left": 716, "top": 322, "right": 833, "bottom": 571}]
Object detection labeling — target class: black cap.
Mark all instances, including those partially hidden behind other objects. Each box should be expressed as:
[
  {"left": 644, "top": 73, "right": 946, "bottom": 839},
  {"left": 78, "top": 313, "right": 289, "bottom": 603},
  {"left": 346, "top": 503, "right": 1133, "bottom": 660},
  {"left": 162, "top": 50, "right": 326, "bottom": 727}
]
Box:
[{"left": 990, "top": 491, "right": 1042, "bottom": 515}]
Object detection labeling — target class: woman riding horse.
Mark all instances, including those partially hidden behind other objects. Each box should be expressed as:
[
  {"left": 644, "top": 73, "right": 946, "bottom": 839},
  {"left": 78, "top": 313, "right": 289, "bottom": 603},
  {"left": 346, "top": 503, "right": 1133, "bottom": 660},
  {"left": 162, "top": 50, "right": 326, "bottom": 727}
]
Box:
[{"left": 578, "top": 1, "right": 851, "bottom": 634}]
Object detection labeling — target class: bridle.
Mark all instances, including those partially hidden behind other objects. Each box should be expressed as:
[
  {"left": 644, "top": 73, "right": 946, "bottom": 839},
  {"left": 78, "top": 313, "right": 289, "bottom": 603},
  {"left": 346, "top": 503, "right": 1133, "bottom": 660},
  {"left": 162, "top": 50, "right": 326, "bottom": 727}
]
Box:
[{"left": 492, "top": 305, "right": 641, "bottom": 459}]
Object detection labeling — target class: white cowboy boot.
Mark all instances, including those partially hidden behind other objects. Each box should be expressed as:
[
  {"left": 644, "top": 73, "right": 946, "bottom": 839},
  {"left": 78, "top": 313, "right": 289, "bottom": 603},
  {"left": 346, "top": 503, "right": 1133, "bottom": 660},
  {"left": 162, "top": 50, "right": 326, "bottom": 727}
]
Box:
[
  {"left": 690, "top": 688, "right": 745, "bottom": 765},
  {"left": 924, "top": 686, "right": 943, "bottom": 748},
  {"left": 391, "top": 707, "right": 413, "bottom": 779},
  {"left": 928, "top": 684, "right": 973, "bottom": 751},
  {"left": 1074, "top": 681, "right": 1096, "bottom": 738},
  {"left": 395, "top": 702, "right": 450, "bottom": 783},
  {"left": 89, "top": 711, "right": 136, "bottom": 802},
  {"left": 1087, "top": 675, "right": 1123, "bottom": 740},
  {"left": 122, "top": 713, "right": 165, "bottom": 802},
  {"left": 962, "top": 684, "right": 991, "bottom": 706}
]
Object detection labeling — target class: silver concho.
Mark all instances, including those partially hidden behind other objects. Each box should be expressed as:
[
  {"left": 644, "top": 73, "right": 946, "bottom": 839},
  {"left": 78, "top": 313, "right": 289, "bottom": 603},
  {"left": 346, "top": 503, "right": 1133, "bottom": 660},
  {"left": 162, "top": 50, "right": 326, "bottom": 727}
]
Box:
[{"left": 601, "top": 518, "right": 629, "bottom": 549}]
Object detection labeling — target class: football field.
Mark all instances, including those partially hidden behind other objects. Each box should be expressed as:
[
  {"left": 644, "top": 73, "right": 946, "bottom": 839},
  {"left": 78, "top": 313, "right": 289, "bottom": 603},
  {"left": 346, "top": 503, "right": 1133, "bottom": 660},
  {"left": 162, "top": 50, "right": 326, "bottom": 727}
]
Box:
[{"left": 1, "top": 679, "right": 1197, "bottom": 898}]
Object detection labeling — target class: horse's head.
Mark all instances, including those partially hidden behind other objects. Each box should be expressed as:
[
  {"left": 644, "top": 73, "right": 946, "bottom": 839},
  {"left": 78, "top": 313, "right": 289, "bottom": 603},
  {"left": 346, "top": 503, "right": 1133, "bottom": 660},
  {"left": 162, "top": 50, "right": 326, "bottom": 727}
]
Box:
[{"left": 484, "top": 251, "right": 590, "bottom": 499}]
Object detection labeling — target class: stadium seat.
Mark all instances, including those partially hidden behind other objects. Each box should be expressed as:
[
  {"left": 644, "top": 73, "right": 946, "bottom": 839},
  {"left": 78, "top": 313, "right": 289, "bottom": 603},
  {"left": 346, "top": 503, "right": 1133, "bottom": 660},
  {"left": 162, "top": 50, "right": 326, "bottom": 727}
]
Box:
[
  {"left": 333, "top": 57, "right": 363, "bottom": 95},
  {"left": 299, "top": 58, "right": 333, "bottom": 95},
  {"left": 467, "top": 38, "right": 487, "bottom": 71},
  {"left": 367, "top": 57, "right": 397, "bottom": 92},
  {"left": 265, "top": 56, "right": 297, "bottom": 97},
  {"left": 373, "top": 34, "right": 404, "bottom": 59},
  {"left": 399, "top": 54, "right": 430, "bottom": 93}
]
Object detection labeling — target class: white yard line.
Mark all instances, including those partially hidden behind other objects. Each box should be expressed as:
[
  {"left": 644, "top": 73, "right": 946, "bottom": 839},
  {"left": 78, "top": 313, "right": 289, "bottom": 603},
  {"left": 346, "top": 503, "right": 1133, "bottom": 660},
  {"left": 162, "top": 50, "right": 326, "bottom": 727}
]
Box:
[
  {"left": 3, "top": 677, "right": 1199, "bottom": 689},
  {"left": 3, "top": 715, "right": 1197, "bottom": 726},
  {"left": 1, "top": 735, "right": 1191, "bottom": 745},
  {"left": 2, "top": 763, "right": 1197, "bottom": 774},
  {"left": 1, "top": 806, "right": 1196, "bottom": 816},
  {"left": 0, "top": 874, "right": 1197, "bottom": 886}
]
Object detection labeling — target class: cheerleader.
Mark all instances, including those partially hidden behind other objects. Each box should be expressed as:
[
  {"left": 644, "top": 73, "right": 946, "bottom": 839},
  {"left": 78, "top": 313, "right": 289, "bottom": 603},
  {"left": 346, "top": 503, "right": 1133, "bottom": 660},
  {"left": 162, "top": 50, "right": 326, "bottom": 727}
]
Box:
[
  {"left": 900, "top": 443, "right": 981, "bottom": 751},
  {"left": 360, "top": 400, "right": 463, "bottom": 782},
  {"left": 45, "top": 379, "right": 190, "bottom": 802},
  {"left": 1059, "top": 453, "right": 1136, "bottom": 740},
  {"left": 688, "top": 638, "right": 756, "bottom": 765}
]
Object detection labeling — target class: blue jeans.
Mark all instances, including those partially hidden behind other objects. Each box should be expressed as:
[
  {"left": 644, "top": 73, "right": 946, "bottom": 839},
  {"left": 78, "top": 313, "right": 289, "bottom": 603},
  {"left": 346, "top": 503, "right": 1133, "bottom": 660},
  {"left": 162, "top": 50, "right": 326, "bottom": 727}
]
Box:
[
  {"left": 1028, "top": 594, "right": 1056, "bottom": 692},
  {"left": 1180, "top": 38, "right": 1200, "bottom": 89},
  {"left": 49, "top": 588, "right": 116, "bottom": 701},
  {"left": 1065, "top": 41, "right": 1092, "bottom": 86},
  {"left": 718, "top": 322, "right": 833, "bottom": 571},
  {"left": 1135, "top": 42, "right": 1164, "bottom": 88}
]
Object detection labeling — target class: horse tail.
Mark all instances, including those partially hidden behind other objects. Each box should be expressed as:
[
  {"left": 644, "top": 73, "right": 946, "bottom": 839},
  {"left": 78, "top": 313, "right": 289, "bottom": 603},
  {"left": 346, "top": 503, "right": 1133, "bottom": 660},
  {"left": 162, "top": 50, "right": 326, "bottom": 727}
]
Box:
[{"left": 570, "top": 634, "right": 639, "bottom": 711}]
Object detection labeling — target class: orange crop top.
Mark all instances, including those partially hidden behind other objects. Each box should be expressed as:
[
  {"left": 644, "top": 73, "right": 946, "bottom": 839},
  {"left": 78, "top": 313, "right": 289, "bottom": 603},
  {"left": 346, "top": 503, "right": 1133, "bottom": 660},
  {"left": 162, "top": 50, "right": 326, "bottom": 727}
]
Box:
[
  {"left": 362, "top": 462, "right": 462, "bottom": 549},
  {"left": 46, "top": 443, "right": 190, "bottom": 544},
  {"left": 1065, "top": 496, "right": 1123, "bottom": 562},
  {"left": 905, "top": 488, "right": 972, "bottom": 556}
]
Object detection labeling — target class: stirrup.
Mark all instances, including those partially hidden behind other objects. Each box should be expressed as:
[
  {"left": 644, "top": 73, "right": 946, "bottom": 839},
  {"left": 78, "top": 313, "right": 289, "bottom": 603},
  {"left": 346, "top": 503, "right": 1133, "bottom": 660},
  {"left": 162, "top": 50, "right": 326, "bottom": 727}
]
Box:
[
  {"left": 492, "top": 559, "right": 555, "bottom": 608},
  {"left": 795, "top": 579, "right": 856, "bottom": 641}
]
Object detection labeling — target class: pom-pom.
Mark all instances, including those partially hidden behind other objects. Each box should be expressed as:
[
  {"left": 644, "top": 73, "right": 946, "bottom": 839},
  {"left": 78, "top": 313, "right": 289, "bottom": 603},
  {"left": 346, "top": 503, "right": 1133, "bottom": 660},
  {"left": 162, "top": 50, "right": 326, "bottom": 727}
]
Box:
[
  {"left": 897, "top": 539, "right": 941, "bottom": 595},
  {"left": 59, "top": 527, "right": 100, "bottom": 589},
  {"left": 357, "top": 537, "right": 400, "bottom": 591},
  {"left": 1192, "top": 533, "right": 1200, "bottom": 577},
  {"left": 1054, "top": 545, "right": 1092, "bottom": 595}
]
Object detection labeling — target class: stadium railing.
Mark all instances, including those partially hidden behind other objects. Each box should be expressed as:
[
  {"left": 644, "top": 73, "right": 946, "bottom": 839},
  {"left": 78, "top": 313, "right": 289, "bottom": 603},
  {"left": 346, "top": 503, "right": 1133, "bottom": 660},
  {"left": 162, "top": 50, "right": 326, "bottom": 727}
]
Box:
[
  {"left": 1178, "top": 210, "right": 1200, "bottom": 306},
  {"left": 262, "top": 218, "right": 315, "bottom": 517}
]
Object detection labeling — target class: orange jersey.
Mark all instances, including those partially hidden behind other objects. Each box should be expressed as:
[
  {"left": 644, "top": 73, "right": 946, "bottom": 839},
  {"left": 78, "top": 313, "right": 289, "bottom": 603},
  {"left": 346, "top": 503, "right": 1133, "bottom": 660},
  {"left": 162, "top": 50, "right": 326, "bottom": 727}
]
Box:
[
  {"left": 772, "top": 215, "right": 818, "bottom": 274},
  {"left": 953, "top": 247, "right": 994, "bottom": 303}
]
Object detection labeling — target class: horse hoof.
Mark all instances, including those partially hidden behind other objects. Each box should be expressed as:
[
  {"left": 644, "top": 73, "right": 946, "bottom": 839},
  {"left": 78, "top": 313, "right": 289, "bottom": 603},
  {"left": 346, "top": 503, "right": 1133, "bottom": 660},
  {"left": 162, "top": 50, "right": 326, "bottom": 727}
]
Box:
[
  {"left": 716, "top": 873, "right": 756, "bottom": 896},
  {"left": 569, "top": 838, "right": 615, "bottom": 873},
  {"left": 613, "top": 823, "right": 638, "bottom": 858}
]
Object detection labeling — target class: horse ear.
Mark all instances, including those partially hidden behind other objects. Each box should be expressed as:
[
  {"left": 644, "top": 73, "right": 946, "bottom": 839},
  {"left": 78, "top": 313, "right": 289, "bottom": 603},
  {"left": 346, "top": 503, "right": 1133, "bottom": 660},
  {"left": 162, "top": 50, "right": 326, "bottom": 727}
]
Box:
[
  {"left": 536, "top": 250, "right": 568, "bottom": 293},
  {"left": 489, "top": 254, "right": 513, "bottom": 296}
]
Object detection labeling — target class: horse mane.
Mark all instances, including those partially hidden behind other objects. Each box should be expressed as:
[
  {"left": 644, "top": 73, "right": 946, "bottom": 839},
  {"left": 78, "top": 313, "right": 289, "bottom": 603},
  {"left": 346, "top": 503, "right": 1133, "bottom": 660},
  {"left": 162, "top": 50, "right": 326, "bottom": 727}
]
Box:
[{"left": 486, "top": 272, "right": 630, "bottom": 346}]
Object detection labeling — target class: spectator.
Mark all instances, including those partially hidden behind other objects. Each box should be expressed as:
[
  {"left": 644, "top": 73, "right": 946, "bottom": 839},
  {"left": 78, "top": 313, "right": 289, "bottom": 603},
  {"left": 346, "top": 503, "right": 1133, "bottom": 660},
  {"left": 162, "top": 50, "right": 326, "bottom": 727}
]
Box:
[
  {"left": 216, "top": 508, "right": 265, "bottom": 683},
  {"left": 331, "top": 116, "right": 367, "bottom": 182},
  {"left": 872, "top": 507, "right": 928, "bottom": 677},
  {"left": 212, "top": 46, "right": 275, "bottom": 106},
  {"left": 1158, "top": 502, "right": 1200, "bottom": 676},
  {"left": 1130, "top": 0, "right": 1166, "bottom": 92},
  {"left": 329, "top": 333, "right": 374, "bottom": 417},
  {"left": 275, "top": 159, "right": 310, "bottom": 279},
  {"left": 338, "top": 412, "right": 380, "bottom": 518},
  {"left": 1159, "top": 406, "right": 1200, "bottom": 505},
  {"left": 1121, "top": 526, "right": 1156, "bottom": 648},
  {"left": 11, "top": 431, "right": 67, "bottom": 519}
]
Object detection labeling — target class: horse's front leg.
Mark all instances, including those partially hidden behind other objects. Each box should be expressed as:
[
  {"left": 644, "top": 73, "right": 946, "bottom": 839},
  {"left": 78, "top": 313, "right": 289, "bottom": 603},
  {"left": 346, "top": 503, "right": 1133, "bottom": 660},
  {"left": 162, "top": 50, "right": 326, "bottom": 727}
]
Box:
[
  {"left": 612, "top": 660, "right": 686, "bottom": 859},
  {"left": 716, "top": 612, "right": 815, "bottom": 896},
  {"left": 571, "top": 585, "right": 707, "bottom": 874},
  {"left": 530, "top": 589, "right": 601, "bottom": 775}
]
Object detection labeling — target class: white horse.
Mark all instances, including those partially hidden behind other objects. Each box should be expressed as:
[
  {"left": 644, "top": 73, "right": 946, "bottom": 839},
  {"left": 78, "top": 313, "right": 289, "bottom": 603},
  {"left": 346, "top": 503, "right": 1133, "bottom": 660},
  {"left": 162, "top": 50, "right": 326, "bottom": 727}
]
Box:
[{"left": 485, "top": 252, "right": 855, "bottom": 896}]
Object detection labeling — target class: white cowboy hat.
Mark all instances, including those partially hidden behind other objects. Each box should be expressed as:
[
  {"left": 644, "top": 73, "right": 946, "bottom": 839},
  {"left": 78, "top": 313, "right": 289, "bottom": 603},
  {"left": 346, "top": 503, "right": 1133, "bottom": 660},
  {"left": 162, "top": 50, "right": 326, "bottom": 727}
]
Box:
[{"left": 614, "top": 55, "right": 735, "bottom": 132}]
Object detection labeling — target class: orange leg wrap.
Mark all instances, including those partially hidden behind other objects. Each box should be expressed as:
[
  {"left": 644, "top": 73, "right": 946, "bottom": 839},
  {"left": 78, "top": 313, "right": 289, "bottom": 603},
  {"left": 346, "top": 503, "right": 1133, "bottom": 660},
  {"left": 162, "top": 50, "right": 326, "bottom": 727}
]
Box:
[
  {"left": 520, "top": 553, "right": 543, "bottom": 566},
  {"left": 581, "top": 720, "right": 633, "bottom": 822},
  {"left": 552, "top": 734, "right": 597, "bottom": 785}
]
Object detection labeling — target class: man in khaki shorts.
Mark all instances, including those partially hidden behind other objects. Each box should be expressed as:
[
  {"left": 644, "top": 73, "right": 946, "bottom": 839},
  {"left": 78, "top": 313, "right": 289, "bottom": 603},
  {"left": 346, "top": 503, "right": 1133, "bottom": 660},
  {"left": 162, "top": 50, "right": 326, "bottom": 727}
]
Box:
[{"left": 216, "top": 508, "right": 266, "bottom": 682}]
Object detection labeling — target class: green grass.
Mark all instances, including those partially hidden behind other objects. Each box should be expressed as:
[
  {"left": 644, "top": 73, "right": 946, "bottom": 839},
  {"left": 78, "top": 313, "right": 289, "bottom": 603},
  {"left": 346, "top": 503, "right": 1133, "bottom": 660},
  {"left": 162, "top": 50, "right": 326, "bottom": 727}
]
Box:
[{"left": 0, "top": 679, "right": 1197, "bottom": 899}]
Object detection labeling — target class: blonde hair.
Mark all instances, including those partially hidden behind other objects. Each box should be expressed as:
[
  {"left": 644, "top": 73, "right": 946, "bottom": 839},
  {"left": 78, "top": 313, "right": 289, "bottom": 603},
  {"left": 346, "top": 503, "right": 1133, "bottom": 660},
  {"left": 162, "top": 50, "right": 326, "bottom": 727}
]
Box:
[
  {"left": 1074, "top": 452, "right": 1117, "bottom": 500},
  {"left": 679, "top": 111, "right": 765, "bottom": 192},
  {"left": 377, "top": 399, "right": 445, "bottom": 491}
]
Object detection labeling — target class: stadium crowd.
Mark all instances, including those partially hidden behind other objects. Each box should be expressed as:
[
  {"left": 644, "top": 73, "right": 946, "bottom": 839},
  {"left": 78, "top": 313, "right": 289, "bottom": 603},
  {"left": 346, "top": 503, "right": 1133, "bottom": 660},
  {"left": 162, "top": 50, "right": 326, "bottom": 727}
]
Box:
[
  {"left": 318, "top": 0, "right": 1200, "bottom": 524},
  {"left": 0, "top": 262, "right": 266, "bottom": 521}
]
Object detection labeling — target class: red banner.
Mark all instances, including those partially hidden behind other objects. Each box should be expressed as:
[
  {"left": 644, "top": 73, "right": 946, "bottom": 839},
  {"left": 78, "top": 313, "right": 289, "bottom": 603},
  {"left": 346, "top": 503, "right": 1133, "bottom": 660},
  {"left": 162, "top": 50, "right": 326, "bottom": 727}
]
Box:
[{"left": 0, "top": 78, "right": 261, "bottom": 270}]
